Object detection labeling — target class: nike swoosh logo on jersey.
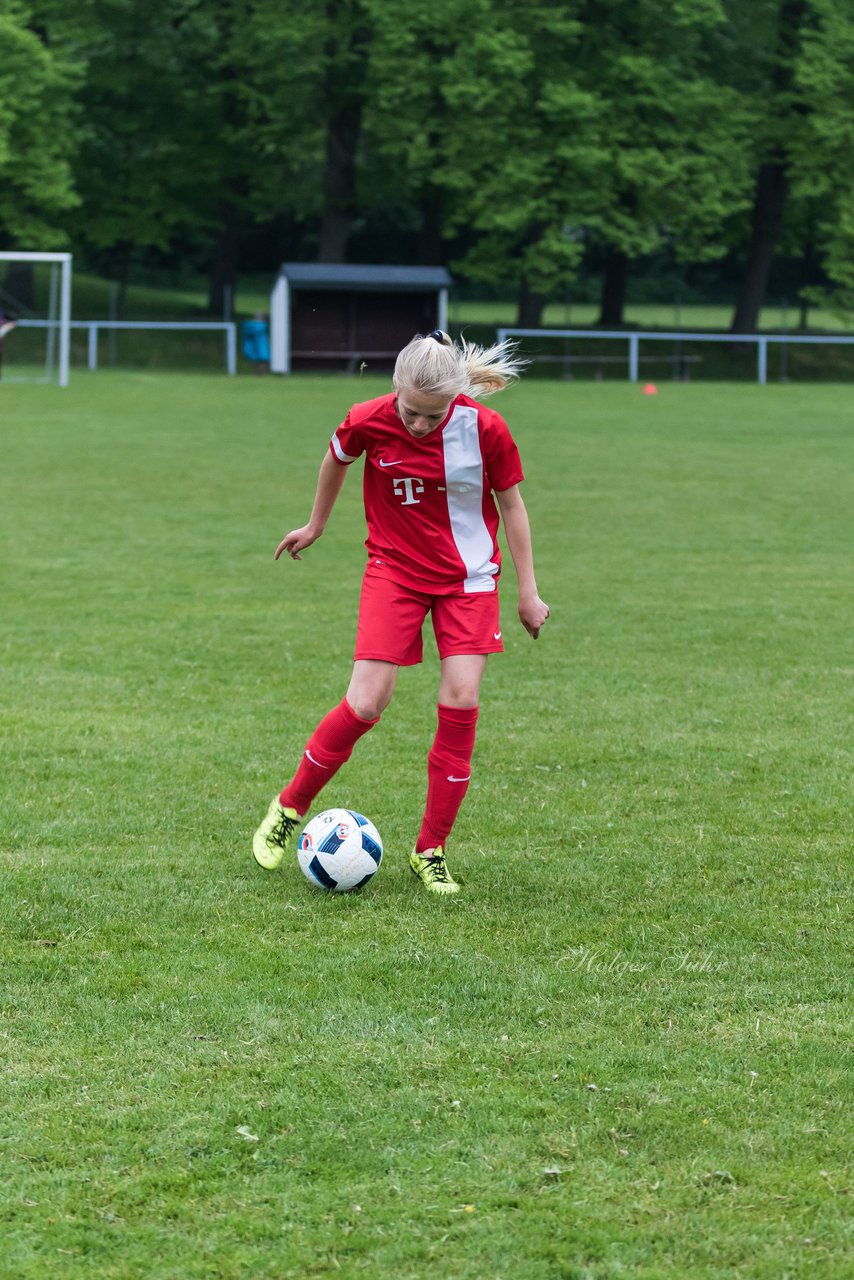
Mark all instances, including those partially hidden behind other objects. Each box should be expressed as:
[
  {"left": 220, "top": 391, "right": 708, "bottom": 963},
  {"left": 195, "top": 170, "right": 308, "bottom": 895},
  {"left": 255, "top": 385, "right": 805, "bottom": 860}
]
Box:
[
  {"left": 379, "top": 459, "right": 404, "bottom": 468},
  {"left": 447, "top": 775, "right": 471, "bottom": 783}
]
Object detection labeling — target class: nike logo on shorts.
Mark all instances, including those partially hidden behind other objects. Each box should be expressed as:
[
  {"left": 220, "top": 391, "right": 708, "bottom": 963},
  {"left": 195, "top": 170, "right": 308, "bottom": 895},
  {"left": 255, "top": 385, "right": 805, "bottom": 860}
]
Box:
[
  {"left": 494, "top": 631, "right": 502, "bottom": 640},
  {"left": 379, "top": 459, "right": 403, "bottom": 468}
]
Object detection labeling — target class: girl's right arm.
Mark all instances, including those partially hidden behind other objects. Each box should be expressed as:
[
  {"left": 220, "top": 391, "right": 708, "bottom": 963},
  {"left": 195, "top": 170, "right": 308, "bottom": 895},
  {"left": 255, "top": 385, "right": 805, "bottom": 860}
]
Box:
[{"left": 274, "top": 451, "right": 350, "bottom": 560}]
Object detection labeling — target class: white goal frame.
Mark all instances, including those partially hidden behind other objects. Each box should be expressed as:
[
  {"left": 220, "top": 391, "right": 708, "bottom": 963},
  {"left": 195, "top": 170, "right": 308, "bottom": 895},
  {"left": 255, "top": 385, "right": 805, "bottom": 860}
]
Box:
[{"left": 0, "top": 251, "right": 71, "bottom": 387}]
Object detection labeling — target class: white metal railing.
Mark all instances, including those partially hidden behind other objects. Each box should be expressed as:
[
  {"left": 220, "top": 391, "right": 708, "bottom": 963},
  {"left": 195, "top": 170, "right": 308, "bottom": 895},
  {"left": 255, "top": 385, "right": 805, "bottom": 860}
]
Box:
[
  {"left": 17, "top": 319, "right": 237, "bottom": 375},
  {"left": 497, "top": 327, "right": 854, "bottom": 384}
]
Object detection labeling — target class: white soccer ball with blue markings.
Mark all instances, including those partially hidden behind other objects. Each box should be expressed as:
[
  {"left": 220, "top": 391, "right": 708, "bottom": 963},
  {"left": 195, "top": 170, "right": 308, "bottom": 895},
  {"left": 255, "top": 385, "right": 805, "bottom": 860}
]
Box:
[{"left": 297, "top": 808, "right": 383, "bottom": 892}]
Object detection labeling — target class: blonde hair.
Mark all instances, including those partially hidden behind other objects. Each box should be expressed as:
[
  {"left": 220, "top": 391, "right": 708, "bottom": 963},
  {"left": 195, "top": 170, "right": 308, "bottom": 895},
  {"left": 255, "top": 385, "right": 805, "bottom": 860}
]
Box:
[{"left": 393, "top": 330, "right": 526, "bottom": 400}]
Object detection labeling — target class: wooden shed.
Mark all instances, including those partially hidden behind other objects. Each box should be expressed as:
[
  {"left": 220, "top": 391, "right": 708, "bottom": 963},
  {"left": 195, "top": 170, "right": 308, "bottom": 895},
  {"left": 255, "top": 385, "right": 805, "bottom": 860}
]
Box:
[{"left": 269, "top": 263, "right": 451, "bottom": 374}]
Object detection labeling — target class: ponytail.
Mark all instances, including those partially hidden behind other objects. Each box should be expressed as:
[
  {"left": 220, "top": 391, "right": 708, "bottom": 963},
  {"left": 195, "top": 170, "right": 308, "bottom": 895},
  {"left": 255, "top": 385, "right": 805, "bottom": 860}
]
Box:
[{"left": 393, "top": 330, "right": 527, "bottom": 401}]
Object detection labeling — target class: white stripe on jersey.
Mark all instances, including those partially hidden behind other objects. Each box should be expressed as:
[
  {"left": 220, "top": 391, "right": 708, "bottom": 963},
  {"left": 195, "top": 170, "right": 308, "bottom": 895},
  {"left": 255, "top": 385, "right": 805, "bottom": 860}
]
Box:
[
  {"left": 331, "top": 431, "right": 359, "bottom": 463},
  {"left": 442, "top": 405, "right": 499, "bottom": 593}
]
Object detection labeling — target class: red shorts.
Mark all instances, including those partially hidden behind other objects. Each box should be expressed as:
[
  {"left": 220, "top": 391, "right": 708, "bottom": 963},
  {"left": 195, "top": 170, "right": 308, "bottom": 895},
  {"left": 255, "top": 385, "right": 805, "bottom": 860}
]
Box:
[{"left": 354, "top": 567, "right": 504, "bottom": 666}]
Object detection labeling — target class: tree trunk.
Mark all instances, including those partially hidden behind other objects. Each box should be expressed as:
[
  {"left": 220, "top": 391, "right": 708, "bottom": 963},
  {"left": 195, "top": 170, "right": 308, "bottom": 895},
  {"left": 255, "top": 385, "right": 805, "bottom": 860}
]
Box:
[
  {"left": 208, "top": 199, "right": 242, "bottom": 317},
  {"left": 317, "top": 1, "right": 370, "bottom": 263},
  {"left": 105, "top": 241, "right": 131, "bottom": 316},
  {"left": 796, "top": 235, "right": 818, "bottom": 331},
  {"left": 730, "top": 0, "right": 808, "bottom": 334},
  {"left": 598, "top": 249, "right": 628, "bottom": 326},
  {"left": 415, "top": 186, "right": 444, "bottom": 266},
  {"left": 203, "top": 42, "right": 245, "bottom": 317},
  {"left": 516, "top": 278, "right": 548, "bottom": 328},
  {"left": 317, "top": 105, "right": 362, "bottom": 262},
  {"left": 729, "top": 163, "right": 789, "bottom": 334}
]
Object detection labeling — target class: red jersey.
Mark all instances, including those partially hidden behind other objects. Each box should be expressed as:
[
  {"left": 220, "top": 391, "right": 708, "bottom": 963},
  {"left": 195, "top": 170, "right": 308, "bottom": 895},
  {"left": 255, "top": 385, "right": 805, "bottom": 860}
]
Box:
[{"left": 330, "top": 392, "right": 524, "bottom": 594}]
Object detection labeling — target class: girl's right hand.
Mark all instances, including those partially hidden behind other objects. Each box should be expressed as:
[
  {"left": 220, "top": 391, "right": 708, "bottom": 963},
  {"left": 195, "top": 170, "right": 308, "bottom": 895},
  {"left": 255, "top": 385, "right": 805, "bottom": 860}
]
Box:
[{"left": 274, "top": 525, "right": 319, "bottom": 560}]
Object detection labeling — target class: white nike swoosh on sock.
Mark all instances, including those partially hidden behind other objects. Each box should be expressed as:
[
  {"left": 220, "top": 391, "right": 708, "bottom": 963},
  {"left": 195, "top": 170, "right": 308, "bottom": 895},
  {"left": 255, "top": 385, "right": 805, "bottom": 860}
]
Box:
[
  {"left": 305, "top": 749, "right": 330, "bottom": 769},
  {"left": 447, "top": 775, "right": 471, "bottom": 783}
]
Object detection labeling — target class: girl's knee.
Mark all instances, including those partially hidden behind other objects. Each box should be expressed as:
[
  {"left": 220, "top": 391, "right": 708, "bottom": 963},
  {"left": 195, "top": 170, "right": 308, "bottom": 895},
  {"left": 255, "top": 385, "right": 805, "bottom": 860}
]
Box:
[
  {"left": 438, "top": 655, "right": 487, "bottom": 709},
  {"left": 348, "top": 690, "right": 392, "bottom": 721},
  {"left": 346, "top": 662, "right": 398, "bottom": 721},
  {"left": 439, "top": 687, "right": 479, "bottom": 709}
]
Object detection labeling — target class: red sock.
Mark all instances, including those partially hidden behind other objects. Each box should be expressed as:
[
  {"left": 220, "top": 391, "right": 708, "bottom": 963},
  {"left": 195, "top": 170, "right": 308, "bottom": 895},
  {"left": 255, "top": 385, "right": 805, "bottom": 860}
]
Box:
[
  {"left": 281, "top": 698, "right": 379, "bottom": 815},
  {"left": 416, "top": 704, "right": 479, "bottom": 853}
]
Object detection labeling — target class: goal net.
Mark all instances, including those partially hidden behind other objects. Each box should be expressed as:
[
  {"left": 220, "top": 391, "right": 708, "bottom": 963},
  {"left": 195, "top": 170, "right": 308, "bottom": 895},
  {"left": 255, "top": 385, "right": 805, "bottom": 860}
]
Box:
[{"left": 0, "top": 252, "right": 71, "bottom": 387}]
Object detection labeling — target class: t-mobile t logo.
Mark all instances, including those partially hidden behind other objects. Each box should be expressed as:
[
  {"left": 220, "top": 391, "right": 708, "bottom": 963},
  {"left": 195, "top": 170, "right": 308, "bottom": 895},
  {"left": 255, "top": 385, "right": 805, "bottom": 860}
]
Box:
[{"left": 392, "top": 477, "right": 424, "bottom": 506}]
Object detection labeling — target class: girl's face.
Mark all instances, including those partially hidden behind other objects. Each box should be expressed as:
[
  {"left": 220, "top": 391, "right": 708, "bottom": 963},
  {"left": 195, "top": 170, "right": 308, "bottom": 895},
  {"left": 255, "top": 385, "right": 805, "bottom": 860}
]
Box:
[{"left": 395, "top": 388, "right": 453, "bottom": 439}]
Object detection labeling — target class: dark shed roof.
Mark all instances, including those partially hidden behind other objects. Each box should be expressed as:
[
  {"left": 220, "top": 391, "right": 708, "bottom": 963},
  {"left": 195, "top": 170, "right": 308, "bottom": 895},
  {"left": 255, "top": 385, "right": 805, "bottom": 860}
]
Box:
[{"left": 278, "top": 263, "right": 452, "bottom": 291}]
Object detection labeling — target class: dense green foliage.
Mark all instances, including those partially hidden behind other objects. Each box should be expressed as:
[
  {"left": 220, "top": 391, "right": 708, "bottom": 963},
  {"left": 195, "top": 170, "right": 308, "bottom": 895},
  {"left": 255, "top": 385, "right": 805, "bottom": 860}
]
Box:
[
  {"left": 1, "top": 374, "right": 852, "bottom": 1276},
  {"left": 2, "top": 1, "right": 854, "bottom": 323},
  {"left": 0, "top": 0, "right": 81, "bottom": 242}
]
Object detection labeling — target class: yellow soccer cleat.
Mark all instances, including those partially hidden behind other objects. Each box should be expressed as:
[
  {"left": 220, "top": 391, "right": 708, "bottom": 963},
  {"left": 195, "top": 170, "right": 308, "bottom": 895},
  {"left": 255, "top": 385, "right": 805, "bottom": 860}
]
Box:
[
  {"left": 253, "top": 798, "right": 303, "bottom": 871},
  {"left": 408, "top": 847, "right": 460, "bottom": 895}
]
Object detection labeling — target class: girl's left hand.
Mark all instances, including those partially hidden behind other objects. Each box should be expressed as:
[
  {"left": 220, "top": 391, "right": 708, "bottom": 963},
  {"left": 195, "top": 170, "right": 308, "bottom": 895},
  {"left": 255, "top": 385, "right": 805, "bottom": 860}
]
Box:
[{"left": 519, "top": 595, "right": 550, "bottom": 639}]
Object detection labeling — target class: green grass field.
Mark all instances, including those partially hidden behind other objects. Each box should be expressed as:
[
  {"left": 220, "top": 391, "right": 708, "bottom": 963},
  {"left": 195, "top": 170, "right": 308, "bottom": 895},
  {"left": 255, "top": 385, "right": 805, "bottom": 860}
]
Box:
[{"left": 1, "top": 373, "right": 851, "bottom": 1278}]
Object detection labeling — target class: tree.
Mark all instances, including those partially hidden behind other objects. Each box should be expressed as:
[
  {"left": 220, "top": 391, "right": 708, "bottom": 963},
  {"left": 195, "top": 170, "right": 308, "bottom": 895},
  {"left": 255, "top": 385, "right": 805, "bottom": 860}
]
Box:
[
  {"left": 57, "top": 0, "right": 229, "bottom": 308},
  {"left": 357, "top": 0, "right": 458, "bottom": 267},
  {"left": 316, "top": 0, "right": 372, "bottom": 261},
  {"left": 209, "top": 0, "right": 328, "bottom": 299},
  {"left": 365, "top": 0, "right": 752, "bottom": 327},
  {"left": 728, "top": 0, "right": 810, "bottom": 334},
  {"left": 437, "top": 0, "right": 604, "bottom": 325},
  {"left": 228, "top": 0, "right": 374, "bottom": 271},
  {"left": 788, "top": 0, "right": 854, "bottom": 318},
  {"left": 569, "top": 0, "right": 753, "bottom": 327},
  {"left": 0, "top": 2, "right": 81, "bottom": 251}
]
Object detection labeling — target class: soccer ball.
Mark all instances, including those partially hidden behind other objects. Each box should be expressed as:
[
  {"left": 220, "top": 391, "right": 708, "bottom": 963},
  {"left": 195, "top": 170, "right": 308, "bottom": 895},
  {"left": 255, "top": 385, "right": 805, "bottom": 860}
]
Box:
[{"left": 297, "top": 808, "right": 383, "bottom": 893}]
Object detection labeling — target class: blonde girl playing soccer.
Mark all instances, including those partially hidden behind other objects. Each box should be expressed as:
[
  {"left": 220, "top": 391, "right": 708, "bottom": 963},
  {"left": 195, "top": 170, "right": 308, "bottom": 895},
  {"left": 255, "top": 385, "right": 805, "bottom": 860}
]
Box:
[{"left": 253, "top": 330, "right": 549, "bottom": 894}]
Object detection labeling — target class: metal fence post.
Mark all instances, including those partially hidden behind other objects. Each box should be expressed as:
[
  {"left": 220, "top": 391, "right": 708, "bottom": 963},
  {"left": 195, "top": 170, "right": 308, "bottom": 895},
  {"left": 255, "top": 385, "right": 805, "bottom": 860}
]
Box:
[
  {"left": 629, "top": 334, "right": 639, "bottom": 382},
  {"left": 88, "top": 324, "right": 98, "bottom": 372}
]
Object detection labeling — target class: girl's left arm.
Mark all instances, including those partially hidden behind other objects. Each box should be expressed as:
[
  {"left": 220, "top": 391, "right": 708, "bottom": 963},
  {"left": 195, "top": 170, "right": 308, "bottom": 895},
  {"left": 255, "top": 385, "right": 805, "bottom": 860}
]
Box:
[{"left": 496, "top": 485, "right": 550, "bottom": 639}]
